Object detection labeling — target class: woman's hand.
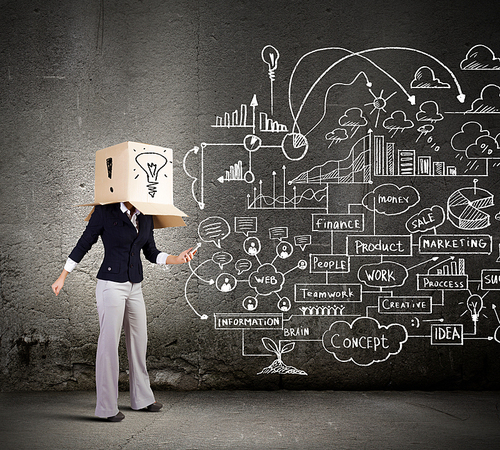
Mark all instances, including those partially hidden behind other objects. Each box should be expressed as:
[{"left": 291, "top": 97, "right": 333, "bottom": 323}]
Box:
[
  {"left": 167, "top": 248, "right": 197, "bottom": 265},
  {"left": 52, "top": 270, "right": 69, "bottom": 296}
]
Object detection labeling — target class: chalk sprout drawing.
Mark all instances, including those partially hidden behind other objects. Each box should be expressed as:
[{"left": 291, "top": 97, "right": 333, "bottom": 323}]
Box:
[
  {"left": 182, "top": 44, "right": 500, "bottom": 376},
  {"left": 257, "top": 338, "right": 307, "bottom": 375}
]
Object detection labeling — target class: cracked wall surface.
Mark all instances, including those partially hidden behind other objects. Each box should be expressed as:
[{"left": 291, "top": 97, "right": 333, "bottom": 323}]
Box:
[{"left": 1, "top": 0, "right": 500, "bottom": 391}]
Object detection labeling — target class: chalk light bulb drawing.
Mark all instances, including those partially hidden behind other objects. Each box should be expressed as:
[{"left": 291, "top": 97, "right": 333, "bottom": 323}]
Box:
[
  {"left": 261, "top": 45, "right": 280, "bottom": 116},
  {"left": 135, "top": 152, "right": 168, "bottom": 198},
  {"left": 466, "top": 294, "right": 484, "bottom": 322}
]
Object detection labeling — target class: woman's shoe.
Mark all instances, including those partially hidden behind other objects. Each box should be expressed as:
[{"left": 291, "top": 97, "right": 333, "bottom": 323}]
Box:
[
  {"left": 145, "top": 402, "right": 163, "bottom": 412},
  {"left": 106, "top": 411, "right": 125, "bottom": 422}
]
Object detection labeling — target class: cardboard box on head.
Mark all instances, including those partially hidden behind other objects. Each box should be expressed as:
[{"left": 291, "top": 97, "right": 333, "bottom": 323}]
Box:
[{"left": 82, "top": 141, "right": 187, "bottom": 228}]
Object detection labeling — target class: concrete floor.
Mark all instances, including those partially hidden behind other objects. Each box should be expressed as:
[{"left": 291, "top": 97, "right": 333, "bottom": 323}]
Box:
[{"left": 0, "top": 390, "right": 499, "bottom": 449}]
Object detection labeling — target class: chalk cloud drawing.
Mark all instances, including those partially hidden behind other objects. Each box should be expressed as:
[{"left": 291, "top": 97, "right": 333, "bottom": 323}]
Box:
[
  {"left": 362, "top": 183, "right": 420, "bottom": 216},
  {"left": 460, "top": 45, "right": 500, "bottom": 70},
  {"left": 466, "top": 135, "right": 500, "bottom": 159},
  {"left": 339, "top": 107, "right": 368, "bottom": 138},
  {"left": 325, "top": 128, "right": 348, "bottom": 147},
  {"left": 322, "top": 317, "right": 408, "bottom": 366},
  {"left": 416, "top": 101, "right": 444, "bottom": 123},
  {"left": 405, "top": 206, "right": 445, "bottom": 233},
  {"left": 382, "top": 110, "right": 414, "bottom": 137},
  {"left": 415, "top": 124, "right": 434, "bottom": 142},
  {"left": 357, "top": 261, "right": 409, "bottom": 289},
  {"left": 466, "top": 84, "right": 500, "bottom": 114},
  {"left": 451, "top": 121, "right": 490, "bottom": 153},
  {"left": 411, "top": 66, "right": 451, "bottom": 88},
  {"left": 248, "top": 263, "right": 285, "bottom": 296}
]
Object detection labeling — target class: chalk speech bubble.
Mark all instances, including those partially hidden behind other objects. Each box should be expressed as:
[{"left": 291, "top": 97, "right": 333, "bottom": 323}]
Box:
[
  {"left": 235, "top": 259, "right": 252, "bottom": 275},
  {"left": 362, "top": 183, "right": 420, "bottom": 216},
  {"left": 198, "top": 216, "right": 230, "bottom": 248},
  {"left": 294, "top": 235, "right": 312, "bottom": 251},
  {"left": 322, "top": 316, "right": 408, "bottom": 366},
  {"left": 234, "top": 217, "right": 257, "bottom": 236},
  {"left": 405, "top": 205, "right": 445, "bottom": 233},
  {"left": 212, "top": 251, "right": 233, "bottom": 270},
  {"left": 269, "top": 226, "right": 288, "bottom": 240},
  {"left": 357, "top": 261, "right": 408, "bottom": 289}
]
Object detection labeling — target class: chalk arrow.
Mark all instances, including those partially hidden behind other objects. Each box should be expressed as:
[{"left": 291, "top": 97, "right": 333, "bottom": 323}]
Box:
[
  {"left": 408, "top": 256, "right": 439, "bottom": 271},
  {"left": 184, "top": 260, "right": 214, "bottom": 320}
]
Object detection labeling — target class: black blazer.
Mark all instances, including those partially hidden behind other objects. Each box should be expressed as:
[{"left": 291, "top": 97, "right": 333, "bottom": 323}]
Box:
[{"left": 69, "top": 203, "right": 161, "bottom": 283}]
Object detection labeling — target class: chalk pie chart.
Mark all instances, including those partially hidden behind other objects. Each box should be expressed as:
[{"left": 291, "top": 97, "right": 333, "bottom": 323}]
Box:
[
  {"left": 281, "top": 132, "right": 309, "bottom": 161},
  {"left": 447, "top": 186, "right": 494, "bottom": 230}
]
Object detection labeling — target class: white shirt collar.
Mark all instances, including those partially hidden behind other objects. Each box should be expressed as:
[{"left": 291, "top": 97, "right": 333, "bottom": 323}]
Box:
[{"left": 120, "top": 202, "right": 141, "bottom": 216}]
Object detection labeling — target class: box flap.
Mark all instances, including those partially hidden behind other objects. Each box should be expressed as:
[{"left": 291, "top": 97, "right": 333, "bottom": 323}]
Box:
[
  {"left": 79, "top": 202, "right": 187, "bottom": 229},
  {"left": 153, "top": 215, "right": 187, "bottom": 229},
  {"left": 129, "top": 201, "right": 187, "bottom": 217},
  {"left": 131, "top": 201, "right": 188, "bottom": 229}
]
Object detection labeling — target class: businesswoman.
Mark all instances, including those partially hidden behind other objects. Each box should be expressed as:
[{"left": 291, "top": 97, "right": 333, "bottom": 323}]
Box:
[{"left": 52, "top": 201, "right": 195, "bottom": 421}]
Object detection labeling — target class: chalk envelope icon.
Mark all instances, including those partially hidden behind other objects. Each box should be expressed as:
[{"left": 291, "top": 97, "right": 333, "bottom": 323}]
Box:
[{"left": 80, "top": 141, "right": 187, "bottom": 228}]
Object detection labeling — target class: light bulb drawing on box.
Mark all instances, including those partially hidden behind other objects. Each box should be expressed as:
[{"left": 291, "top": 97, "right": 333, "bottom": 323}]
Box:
[
  {"left": 181, "top": 43, "right": 500, "bottom": 376},
  {"left": 135, "top": 151, "right": 169, "bottom": 198}
]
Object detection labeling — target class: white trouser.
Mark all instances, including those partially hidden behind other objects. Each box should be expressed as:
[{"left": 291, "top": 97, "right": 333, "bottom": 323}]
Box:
[{"left": 94, "top": 280, "right": 155, "bottom": 418}]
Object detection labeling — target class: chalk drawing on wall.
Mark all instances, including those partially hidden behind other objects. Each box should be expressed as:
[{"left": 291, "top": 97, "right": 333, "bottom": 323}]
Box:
[
  {"left": 261, "top": 45, "right": 280, "bottom": 116},
  {"left": 492, "top": 304, "right": 500, "bottom": 343},
  {"left": 447, "top": 84, "right": 500, "bottom": 116},
  {"left": 447, "top": 180, "right": 494, "bottom": 230},
  {"left": 322, "top": 317, "right": 408, "bottom": 367},
  {"left": 257, "top": 338, "right": 307, "bottom": 375},
  {"left": 290, "top": 133, "right": 372, "bottom": 185},
  {"left": 182, "top": 44, "right": 500, "bottom": 376},
  {"left": 411, "top": 66, "right": 451, "bottom": 89},
  {"left": 460, "top": 45, "right": 500, "bottom": 70}
]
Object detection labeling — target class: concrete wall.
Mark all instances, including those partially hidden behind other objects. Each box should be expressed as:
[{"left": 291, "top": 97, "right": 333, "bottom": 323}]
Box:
[{"left": 1, "top": 0, "right": 500, "bottom": 391}]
